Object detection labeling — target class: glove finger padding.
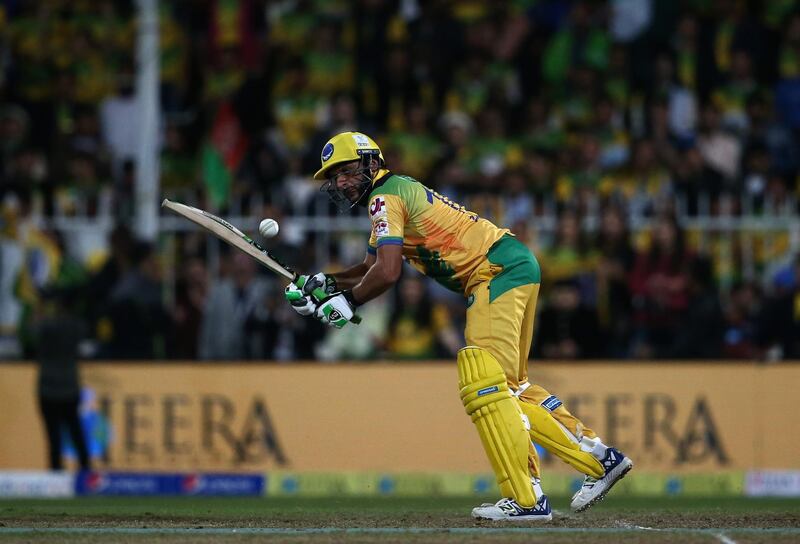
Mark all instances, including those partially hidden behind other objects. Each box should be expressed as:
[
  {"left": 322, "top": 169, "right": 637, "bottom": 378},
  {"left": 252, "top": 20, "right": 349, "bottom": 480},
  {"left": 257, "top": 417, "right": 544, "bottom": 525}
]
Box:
[{"left": 285, "top": 283, "right": 317, "bottom": 316}]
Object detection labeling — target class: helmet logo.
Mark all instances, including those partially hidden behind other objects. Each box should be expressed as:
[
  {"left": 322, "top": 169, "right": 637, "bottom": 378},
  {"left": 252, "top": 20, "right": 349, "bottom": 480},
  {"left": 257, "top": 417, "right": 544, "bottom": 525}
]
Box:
[
  {"left": 321, "top": 142, "right": 334, "bottom": 162},
  {"left": 352, "top": 133, "right": 370, "bottom": 147}
]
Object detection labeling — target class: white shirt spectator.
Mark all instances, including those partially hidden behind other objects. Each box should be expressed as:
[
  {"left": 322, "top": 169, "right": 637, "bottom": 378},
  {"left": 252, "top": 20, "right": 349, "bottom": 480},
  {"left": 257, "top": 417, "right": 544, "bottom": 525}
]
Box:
[
  {"left": 100, "top": 94, "right": 140, "bottom": 168},
  {"left": 610, "top": 0, "right": 653, "bottom": 43}
]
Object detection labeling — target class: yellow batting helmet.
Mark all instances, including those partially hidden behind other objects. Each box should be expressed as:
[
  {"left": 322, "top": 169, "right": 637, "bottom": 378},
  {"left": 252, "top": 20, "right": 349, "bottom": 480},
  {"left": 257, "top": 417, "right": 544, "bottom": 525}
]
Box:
[{"left": 313, "top": 132, "right": 385, "bottom": 180}]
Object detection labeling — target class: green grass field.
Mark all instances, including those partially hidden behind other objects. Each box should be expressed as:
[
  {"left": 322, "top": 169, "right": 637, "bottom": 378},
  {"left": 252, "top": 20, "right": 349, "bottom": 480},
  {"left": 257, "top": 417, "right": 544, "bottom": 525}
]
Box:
[{"left": 1, "top": 496, "right": 799, "bottom": 543}]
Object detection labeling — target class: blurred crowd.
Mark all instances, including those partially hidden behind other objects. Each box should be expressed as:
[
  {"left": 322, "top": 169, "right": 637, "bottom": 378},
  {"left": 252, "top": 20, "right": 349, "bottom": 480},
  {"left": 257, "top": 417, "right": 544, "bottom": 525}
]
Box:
[{"left": 1, "top": 0, "right": 799, "bottom": 362}]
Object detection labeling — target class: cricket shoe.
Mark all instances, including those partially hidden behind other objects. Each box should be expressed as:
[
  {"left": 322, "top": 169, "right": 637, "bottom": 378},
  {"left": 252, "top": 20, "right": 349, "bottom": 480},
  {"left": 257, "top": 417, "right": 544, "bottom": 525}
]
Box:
[
  {"left": 570, "top": 447, "right": 633, "bottom": 512},
  {"left": 472, "top": 495, "right": 552, "bottom": 521}
]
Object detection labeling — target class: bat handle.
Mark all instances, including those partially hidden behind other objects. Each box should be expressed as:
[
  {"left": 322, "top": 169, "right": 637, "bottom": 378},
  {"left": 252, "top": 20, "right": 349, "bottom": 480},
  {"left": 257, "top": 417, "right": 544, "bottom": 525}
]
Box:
[{"left": 310, "top": 287, "right": 329, "bottom": 301}]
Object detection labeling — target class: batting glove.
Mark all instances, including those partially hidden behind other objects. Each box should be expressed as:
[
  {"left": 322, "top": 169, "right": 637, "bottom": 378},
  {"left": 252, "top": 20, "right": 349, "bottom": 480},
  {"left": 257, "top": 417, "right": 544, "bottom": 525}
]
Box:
[
  {"left": 299, "top": 272, "right": 337, "bottom": 297},
  {"left": 285, "top": 282, "right": 317, "bottom": 316},
  {"left": 315, "top": 291, "right": 358, "bottom": 329},
  {"left": 285, "top": 273, "right": 338, "bottom": 317}
]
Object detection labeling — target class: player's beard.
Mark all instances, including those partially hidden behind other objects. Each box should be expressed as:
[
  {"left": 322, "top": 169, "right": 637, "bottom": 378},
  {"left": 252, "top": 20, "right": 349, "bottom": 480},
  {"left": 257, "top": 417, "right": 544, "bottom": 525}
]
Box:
[
  {"left": 351, "top": 178, "right": 373, "bottom": 207},
  {"left": 323, "top": 173, "right": 373, "bottom": 211}
]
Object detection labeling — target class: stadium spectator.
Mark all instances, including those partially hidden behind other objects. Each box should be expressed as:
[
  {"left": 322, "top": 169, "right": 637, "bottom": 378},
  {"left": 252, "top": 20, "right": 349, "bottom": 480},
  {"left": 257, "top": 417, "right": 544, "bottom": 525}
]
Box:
[
  {"left": 651, "top": 52, "right": 697, "bottom": 147},
  {"left": 522, "top": 149, "right": 556, "bottom": 202},
  {"left": 541, "top": 208, "right": 596, "bottom": 300},
  {"left": 83, "top": 224, "right": 135, "bottom": 331},
  {"left": 102, "top": 240, "right": 171, "bottom": 359},
  {"left": 501, "top": 169, "right": 535, "bottom": 227},
  {"left": 67, "top": 106, "right": 106, "bottom": 158},
  {"left": 2, "top": 188, "right": 62, "bottom": 358},
  {"left": 33, "top": 290, "right": 90, "bottom": 471},
  {"left": 0, "top": 105, "right": 31, "bottom": 176},
  {"left": 198, "top": 250, "right": 270, "bottom": 360},
  {"left": 696, "top": 101, "right": 742, "bottom": 197},
  {"left": 1, "top": 2, "right": 799, "bottom": 362},
  {"left": 160, "top": 121, "right": 199, "bottom": 203},
  {"left": 665, "top": 255, "right": 726, "bottom": 359},
  {"left": 722, "top": 280, "right": 763, "bottom": 359},
  {"left": 594, "top": 204, "right": 634, "bottom": 357},
  {"left": 55, "top": 152, "right": 112, "bottom": 219},
  {"left": 600, "top": 137, "right": 672, "bottom": 218},
  {"left": 535, "top": 277, "right": 601, "bottom": 360},
  {"left": 387, "top": 102, "right": 441, "bottom": 181},
  {"left": 250, "top": 284, "right": 331, "bottom": 361},
  {"left": 383, "top": 273, "right": 461, "bottom": 360},
  {"left": 541, "top": 1, "right": 609, "bottom": 86},
  {"left": 4, "top": 146, "right": 52, "bottom": 217},
  {"left": 757, "top": 253, "right": 800, "bottom": 359},
  {"left": 304, "top": 93, "right": 361, "bottom": 176},
  {"left": 629, "top": 214, "right": 692, "bottom": 358},
  {"left": 172, "top": 256, "right": 208, "bottom": 360},
  {"left": 744, "top": 91, "right": 796, "bottom": 178},
  {"left": 315, "top": 295, "right": 389, "bottom": 361},
  {"left": 99, "top": 61, "right": 140, "bottom": 179}
]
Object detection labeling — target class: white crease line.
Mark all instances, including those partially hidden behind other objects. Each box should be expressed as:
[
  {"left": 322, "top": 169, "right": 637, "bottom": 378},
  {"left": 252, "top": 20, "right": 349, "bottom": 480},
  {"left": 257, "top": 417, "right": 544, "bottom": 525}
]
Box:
[
  {"left": 715, "top": 533, "right": 737, "bottom": 544},
  {"left": 613, "top": 521, "right": 661, "bottom": 531}
]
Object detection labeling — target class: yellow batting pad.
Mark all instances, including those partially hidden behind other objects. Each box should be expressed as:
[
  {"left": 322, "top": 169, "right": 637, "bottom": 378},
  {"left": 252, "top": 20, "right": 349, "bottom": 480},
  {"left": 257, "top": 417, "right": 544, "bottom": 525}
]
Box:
[
  {"left": 458, "top": 346, "right": 536, "bottom": 507},
  {"left": 518, "top": 401, "right": 604, "bottom": 478}
]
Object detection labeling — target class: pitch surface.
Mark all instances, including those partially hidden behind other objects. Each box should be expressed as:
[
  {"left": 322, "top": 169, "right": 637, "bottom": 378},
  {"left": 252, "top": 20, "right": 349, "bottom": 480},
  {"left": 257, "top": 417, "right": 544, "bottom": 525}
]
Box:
[{"left": 2, "top": 496, "right": 799, "bottom": 543}]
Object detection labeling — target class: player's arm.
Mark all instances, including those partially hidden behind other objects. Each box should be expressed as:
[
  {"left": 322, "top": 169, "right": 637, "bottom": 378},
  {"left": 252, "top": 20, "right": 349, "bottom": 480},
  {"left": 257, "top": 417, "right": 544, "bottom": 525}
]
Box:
[
  {"left": 308, "top": 246, "right": 398, "bottom": 329},
  {"left": 350, "top": 244, "right": 402, "bottom": 304},
  {"left": 307, "top": 192, "right": 404, "bottom": 328},
  {"left": 286, "top": 251, "right": 374, "bottom": 311},
  {"left": 346, "top": 192, "right": 405, "bottom": 304},
  {"left": 331, "top": 251, "right": 376, "bottom": 289}
]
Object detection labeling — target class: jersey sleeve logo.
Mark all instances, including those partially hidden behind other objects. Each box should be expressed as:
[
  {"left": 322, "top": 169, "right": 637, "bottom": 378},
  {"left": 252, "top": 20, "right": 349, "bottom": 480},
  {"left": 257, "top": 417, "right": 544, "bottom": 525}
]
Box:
[
  {"left": 374, "top": 218, "right": 390, "bottom": 237},
  {"left": 369, "top": 196, "right": 386, "bottom": 217}
]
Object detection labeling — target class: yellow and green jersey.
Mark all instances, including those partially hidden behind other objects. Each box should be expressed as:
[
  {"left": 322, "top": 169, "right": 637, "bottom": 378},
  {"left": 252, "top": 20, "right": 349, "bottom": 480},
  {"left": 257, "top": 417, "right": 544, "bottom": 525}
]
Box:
[{"left": 366, "top": 171, "right": 514, "bottom": 295}]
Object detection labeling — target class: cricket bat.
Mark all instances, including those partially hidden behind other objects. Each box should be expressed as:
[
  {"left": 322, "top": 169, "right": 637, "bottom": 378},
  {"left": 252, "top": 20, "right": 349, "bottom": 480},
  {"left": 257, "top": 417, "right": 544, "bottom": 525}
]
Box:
[
  {"left": 162, "top": 198, "right": 296, "bottom": 280},
  {"left": 161, "top": 199, "right": 361, "bottom": 323}
]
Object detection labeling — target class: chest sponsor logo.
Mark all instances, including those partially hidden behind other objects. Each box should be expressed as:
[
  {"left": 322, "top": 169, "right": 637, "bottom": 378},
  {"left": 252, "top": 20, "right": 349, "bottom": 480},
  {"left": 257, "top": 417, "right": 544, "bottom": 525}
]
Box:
[{"left": 369, "top": 196, "right": 386, "bottom": 217}]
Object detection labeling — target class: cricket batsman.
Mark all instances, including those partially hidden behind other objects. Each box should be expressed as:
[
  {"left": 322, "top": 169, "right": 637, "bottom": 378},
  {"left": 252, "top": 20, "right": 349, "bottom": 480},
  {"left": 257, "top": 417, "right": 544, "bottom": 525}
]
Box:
[{"left": 285, "top": 132, "right": 633, "bottom": 520}]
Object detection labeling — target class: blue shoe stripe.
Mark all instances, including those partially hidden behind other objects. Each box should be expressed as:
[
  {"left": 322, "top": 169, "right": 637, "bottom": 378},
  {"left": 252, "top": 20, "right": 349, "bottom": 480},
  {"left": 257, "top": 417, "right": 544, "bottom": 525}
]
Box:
[{"left": 602, "top": 448, "right": 627, "bottom": 472}]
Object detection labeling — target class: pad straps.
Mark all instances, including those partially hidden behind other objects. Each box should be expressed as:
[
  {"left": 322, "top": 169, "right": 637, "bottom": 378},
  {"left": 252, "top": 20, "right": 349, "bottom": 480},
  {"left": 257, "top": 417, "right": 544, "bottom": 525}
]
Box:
[{"left": 511, "top": 380, "right": 531, "bottom": 398}]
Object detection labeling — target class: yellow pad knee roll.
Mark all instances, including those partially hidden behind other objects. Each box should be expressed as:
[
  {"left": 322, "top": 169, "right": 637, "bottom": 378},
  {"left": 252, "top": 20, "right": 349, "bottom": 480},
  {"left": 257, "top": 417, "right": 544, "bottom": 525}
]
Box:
[
  {"left": 518, "top": 402, "right": 604, "bottom": 478},
  {"left": 458, "top": 346, "right": 536, "bottom": 507}
]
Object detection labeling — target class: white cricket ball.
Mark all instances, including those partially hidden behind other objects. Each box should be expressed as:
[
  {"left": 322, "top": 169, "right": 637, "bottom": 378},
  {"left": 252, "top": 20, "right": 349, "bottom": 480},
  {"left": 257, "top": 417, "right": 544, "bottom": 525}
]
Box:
[{"left": 259, "top": 218, "right": 280, "bottom": 238}]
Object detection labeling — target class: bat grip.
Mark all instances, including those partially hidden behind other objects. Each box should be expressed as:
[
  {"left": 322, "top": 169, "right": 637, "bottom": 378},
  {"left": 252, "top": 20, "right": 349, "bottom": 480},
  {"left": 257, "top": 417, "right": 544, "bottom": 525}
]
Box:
[{"left": 310, "top": 287, "right": 329, "bottom": 301}]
